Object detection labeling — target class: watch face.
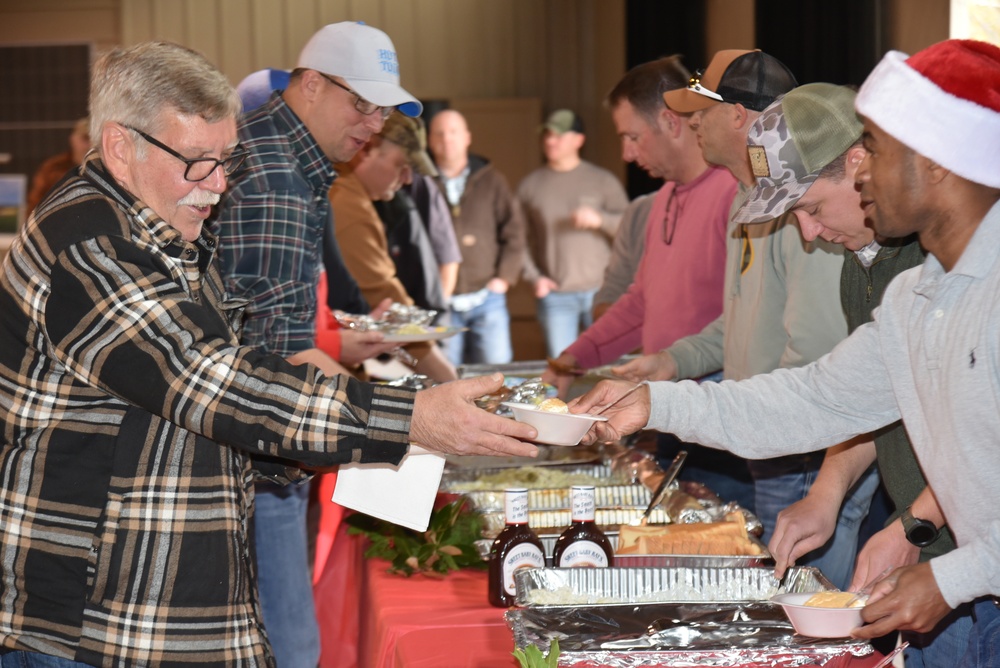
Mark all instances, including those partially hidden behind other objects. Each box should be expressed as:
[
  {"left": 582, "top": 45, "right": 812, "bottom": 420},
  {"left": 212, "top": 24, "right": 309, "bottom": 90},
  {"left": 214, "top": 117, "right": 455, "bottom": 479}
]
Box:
[{"left": 908, "top": 520, "right": 937, "bottom": 547}]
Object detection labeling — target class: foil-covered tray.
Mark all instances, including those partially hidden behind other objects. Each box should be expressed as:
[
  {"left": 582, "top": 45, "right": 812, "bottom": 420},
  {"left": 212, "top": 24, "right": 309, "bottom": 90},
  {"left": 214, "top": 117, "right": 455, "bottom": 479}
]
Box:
[
  {"left": 515, "top": 565, "right": 829, "bottom": 607},
  {"left": 464, "top": 484, "right": 652, "bottom": 512},
  {"left": 478, "top": 523, "right": 769, "bottom": 566},
  {"left": 506, "top": 598, "right": 873, "bottom": 666},
  {"left": 440, "top": 463, "right": 619, "bottom": 492},
  {"left": 480, "top": 508, "right": 672, "bottom": 538}
]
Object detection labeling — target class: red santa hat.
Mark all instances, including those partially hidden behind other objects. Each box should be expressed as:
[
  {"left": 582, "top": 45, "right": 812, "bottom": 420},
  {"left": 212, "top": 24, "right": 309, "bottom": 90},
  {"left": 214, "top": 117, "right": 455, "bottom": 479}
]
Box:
[{"left": 856, "top": 39, "right": 1000, "bottom": 188}]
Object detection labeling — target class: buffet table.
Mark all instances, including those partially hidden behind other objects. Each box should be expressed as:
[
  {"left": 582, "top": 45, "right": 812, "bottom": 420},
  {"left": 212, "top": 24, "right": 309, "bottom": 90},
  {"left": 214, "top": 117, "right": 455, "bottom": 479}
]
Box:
[
  {"left": 314, "top": 522, "right": 890, "bottom": 668},
  {"left": 315, "top": 522, "right": 516, "bottom": 668}
]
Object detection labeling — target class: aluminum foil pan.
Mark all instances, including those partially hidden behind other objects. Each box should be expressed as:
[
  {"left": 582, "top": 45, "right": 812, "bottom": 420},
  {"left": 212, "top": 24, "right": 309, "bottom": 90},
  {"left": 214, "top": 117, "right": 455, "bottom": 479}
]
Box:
[
  {"left": 440, "top": 463, "right": 618, "bottom": 492},
  {"left": 480, "top": 508, "right": 672, "bottom": 538},
  {"left": 334, "top": 302, "right": 436, "bottom": 332},
  {"left": 514, "top": 566, "right": 831, "bottom": 607},
  {"left": 506, "top": 599, "right": 873, "bottom": 666},
  {"left": 464, "top": 484, "right": 652, "bottom": 512}
]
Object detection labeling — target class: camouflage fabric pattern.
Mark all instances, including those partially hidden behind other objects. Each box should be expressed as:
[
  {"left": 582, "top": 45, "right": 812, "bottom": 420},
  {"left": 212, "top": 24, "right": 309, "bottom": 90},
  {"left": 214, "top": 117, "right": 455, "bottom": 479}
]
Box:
[
  {"left": 733, "top": 98, "right": 817, "bottom": 224},
  {"left": 736, "top": 84, "right": 863, "bottom": 225}
]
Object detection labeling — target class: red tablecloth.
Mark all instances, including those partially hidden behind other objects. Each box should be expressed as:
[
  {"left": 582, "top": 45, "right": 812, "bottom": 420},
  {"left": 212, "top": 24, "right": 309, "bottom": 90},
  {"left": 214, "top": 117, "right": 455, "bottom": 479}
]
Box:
[
  {"left": 314, "top": 524, "right": 888, "bottom": 668},
  {"left": 315, "top": 523, "right": 517, "bottom": 668}
]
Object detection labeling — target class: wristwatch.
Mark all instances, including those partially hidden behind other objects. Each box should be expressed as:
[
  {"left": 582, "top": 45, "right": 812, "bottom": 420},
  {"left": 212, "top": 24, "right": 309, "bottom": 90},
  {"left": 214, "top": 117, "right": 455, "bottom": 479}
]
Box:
[{"left": 900, "top": 506, "right": 938, "bottom": 547}]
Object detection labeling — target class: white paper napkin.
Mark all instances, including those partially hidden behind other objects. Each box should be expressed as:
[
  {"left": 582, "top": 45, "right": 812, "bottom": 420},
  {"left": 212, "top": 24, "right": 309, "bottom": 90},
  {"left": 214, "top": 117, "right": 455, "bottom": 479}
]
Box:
[{"left": 332, "top": 445, "right": 445, "bottom": 532}]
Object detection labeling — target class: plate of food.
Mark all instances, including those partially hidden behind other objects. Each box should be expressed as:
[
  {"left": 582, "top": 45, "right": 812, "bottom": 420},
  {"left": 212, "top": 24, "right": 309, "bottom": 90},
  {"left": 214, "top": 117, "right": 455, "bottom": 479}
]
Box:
[
  {"left": 381, "top": 325, "right": 467, "bottom": 343},
  {"left": 502, "top": 399, "right": 608, "bottom": 446},
  {"left": 770, "top": 591, "right": 866, "bottom": 638}
]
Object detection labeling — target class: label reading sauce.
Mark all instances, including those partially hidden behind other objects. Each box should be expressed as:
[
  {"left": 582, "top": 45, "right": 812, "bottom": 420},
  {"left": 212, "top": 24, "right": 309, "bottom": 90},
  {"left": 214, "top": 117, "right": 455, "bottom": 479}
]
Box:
[{"left": 502, "top": 543, "right": 545, "bottom": 594}]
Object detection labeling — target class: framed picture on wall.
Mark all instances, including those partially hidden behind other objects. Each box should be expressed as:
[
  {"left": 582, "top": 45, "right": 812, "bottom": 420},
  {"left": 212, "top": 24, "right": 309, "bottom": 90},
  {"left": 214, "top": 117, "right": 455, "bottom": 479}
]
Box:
[{"left": 0, "top": 174, "right": 27, "bottom": 234}]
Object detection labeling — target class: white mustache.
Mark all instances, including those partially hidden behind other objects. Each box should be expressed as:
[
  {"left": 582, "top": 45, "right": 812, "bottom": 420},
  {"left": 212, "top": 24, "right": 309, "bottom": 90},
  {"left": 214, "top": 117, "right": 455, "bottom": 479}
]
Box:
[{"left": 178, "top": 191, "right": 221, "bottom": 207}]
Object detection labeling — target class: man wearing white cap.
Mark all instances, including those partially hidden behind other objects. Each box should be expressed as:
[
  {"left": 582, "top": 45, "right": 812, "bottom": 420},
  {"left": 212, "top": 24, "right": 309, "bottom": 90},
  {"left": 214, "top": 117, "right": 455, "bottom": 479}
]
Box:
[
  {"left": 574, "top": 39, "right": 1000, "bottom": 661},
  {"left": 214, "top": 22, "right": 426, "bottom": 666}
]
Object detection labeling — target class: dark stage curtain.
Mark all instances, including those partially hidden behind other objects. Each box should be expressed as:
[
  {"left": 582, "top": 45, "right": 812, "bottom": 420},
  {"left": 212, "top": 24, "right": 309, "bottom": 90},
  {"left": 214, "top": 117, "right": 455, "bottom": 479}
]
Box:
[
  {"left": 755, "top": 0, "right": 884, "bottom": 86},
  {"left": 624, "top": 0, "right": 706, "bottom": 198}
]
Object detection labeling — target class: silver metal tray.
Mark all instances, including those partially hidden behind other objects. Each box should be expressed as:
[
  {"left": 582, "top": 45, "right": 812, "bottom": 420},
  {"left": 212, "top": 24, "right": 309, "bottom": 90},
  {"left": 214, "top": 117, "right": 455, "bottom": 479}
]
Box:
[
  {"left": 463, "top": 484, "right": 651, "bottom": 512},
  {"left": 514, "top": 565, "right": 830, "bottom": 607},
  {"left": 440, "top": 463, "right": 618, "bottom": 492},
  {"left": 506, "top": 598, "right": 872, "bottom": 667}
]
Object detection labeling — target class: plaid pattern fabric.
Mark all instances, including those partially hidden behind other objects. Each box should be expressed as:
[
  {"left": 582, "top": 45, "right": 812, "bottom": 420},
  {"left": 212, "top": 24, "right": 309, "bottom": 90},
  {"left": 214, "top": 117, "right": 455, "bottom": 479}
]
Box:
[
  {"left": 0, "top": 158, "right": 413, "bottom": 665},
  {"left": 212, "top": 93, "right": 338, "bottom": 357}
]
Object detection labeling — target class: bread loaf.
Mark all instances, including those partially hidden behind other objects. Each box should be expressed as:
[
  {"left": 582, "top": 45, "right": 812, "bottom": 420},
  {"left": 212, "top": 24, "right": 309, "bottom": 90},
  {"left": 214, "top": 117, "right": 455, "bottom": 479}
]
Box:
[{"left": 616, "top": 515, "right": 762, "bottom": 556}]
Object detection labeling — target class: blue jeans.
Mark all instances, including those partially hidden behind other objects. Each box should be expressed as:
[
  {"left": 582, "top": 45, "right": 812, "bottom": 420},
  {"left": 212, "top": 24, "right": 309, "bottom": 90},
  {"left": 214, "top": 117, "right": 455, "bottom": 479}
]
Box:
[
  {"left": 904, "top": 601, "right": 974, "bottom": 668},
  {"left": 444, "top": 290, "right": 513, "bottom": 366},
  {"left": 0, "top": 652, "right": 94, "bottom": 668},
  {"left": 254, "top": 480, "right": 320, "bottom": 668},
  {"left": 537, "top": 289, "right": 596, "bottom": 358},
  {"left": 955, "top": 597, "right": 1000, "bottom": 668},
  {"left": 749, "top": 455, "right": 878, "bottom": 590}
]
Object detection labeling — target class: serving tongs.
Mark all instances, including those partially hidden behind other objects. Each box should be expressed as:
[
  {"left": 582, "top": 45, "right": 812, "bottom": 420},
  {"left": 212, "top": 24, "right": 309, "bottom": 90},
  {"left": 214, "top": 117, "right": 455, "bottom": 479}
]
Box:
[{"left": 630, "top": 450, "right": 687, "bottom": 526}]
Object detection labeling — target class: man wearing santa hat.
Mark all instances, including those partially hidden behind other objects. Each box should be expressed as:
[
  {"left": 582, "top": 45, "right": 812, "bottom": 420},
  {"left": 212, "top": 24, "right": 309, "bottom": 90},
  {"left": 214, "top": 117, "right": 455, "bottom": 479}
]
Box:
[{"left": 573, "top": 39, "right": 1000, "bottom": 663}]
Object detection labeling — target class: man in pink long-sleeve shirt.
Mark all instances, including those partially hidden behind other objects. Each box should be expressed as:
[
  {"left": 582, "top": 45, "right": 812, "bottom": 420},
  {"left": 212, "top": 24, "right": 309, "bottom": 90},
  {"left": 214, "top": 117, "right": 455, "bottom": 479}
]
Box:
[
  {"left": 544, "top": 56, "right": 752, "bottom": 510},
  {"left": 546, "top": 56, "right": 736, "bottom": 378}
]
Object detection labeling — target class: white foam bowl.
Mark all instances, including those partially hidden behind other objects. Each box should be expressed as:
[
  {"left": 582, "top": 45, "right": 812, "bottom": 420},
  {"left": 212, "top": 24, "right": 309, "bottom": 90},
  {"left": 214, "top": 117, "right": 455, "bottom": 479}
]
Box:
[
  {"left": 502, "top": 402, "right": 608, "bottom": 446},
  {"left": 771, "top": 592, "right": 865, "bottom": 638}
]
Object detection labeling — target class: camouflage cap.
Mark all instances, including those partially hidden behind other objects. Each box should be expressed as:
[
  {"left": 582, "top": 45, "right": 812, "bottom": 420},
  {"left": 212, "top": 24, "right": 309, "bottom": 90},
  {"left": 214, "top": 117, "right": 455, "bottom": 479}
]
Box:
[
  {"left": 542, "top": 109, "right": 585, "bottom": 135},
  {"left": 734, "top": 83, "right": 863, "bottom": 224},
  {"left": 380, "top": 112, "right": 438, "bottom": 177}
]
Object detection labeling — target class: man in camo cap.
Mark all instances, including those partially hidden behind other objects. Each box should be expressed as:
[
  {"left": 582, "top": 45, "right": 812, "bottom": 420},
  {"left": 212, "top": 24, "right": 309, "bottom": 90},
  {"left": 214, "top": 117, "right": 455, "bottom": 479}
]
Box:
[{"left": 736, "top": 83, "right": 969, "bottom": 667}]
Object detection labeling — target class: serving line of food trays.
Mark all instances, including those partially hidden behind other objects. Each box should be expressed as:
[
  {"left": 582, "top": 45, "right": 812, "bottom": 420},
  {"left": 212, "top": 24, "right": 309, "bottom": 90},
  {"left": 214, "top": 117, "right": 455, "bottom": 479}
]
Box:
[
  {"left": 441, "top": 455, "right": 770, "bottom": 566},
  {"left": 507, "top": 566, "right": 873, "bottom": 667}
]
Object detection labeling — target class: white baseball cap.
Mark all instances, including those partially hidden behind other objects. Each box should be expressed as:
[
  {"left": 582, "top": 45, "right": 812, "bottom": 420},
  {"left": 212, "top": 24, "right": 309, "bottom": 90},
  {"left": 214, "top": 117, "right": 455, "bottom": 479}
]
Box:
[{"left": 297, "top": 22, "right": 422, "bottom": 118}]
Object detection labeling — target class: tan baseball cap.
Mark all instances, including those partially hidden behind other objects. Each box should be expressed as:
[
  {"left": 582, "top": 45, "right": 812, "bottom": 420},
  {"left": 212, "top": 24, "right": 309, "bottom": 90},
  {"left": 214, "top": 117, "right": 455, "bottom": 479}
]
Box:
[
  {"left": 664, "top": 49, "right": 797, "bottom": 113},
  {"left": 380, "top": 113, "right": 437, "bottom": 177}
]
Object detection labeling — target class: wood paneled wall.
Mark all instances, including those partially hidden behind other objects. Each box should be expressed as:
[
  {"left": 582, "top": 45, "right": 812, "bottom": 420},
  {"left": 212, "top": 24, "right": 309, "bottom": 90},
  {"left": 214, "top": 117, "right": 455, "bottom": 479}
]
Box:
[{"left": 0, "top": 0, "right": 628, "bottom": 186}]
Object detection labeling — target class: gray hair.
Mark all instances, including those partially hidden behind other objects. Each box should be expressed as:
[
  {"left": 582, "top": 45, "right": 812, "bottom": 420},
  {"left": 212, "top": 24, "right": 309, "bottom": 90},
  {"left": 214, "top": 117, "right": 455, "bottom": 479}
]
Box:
[{"left": 89, "top": 41, "right": 242, "bottom": 156}]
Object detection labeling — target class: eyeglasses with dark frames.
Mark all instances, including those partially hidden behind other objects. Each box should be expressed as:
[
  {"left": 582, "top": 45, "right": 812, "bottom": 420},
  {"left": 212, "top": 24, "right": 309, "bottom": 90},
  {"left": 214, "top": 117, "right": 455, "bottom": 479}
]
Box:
[
  {"left": 126, "top": 126, "right": 249, "bottom": 182},
  {"left": 317, "top": 72, "right": 394, "bottom": 120}
]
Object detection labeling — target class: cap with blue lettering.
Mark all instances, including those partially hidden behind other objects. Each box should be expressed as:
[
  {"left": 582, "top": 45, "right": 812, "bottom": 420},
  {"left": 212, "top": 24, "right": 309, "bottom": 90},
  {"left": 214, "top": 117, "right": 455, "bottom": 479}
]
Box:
[{"left": 297, "top": 22, "right": 422, "bottom": 117}]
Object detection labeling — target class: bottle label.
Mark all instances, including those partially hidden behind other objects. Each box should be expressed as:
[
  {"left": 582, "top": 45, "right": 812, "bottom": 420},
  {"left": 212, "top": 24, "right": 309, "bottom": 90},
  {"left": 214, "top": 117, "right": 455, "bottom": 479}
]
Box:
[
  {"left": 570, "top": 487, "right": 596, "bottom": 522},
  {"left": 558, "top": 540, "right": 610, "bottom": 568},
  {"left": 502, "top": 543, "right": 545, "bottom": 595},
  {"left": 504, "top": 489, "right": 529, "bottom": 524}
]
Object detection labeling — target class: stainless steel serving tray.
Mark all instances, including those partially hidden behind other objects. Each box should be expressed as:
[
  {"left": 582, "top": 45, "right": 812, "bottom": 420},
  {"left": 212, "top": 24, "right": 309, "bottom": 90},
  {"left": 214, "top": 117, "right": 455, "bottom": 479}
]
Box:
[
  {"left": 463, "top": 484, "right": 652, "bottom": 512},
  {"left": 514, "top": 565, "right": 830, "bottom": 607},
  {"left": 506, "top": 599, "right": 872, "bottom": 667}
]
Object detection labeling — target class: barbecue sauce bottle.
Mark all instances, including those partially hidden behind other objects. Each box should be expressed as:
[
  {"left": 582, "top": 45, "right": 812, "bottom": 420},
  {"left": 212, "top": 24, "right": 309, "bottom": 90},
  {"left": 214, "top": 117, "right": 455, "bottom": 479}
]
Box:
[
  {"left": 552, "top": 485, "right": 614, "bottom": 568},
  {"left": 488, "top": 488, "right": 545, "bottom": 607}
]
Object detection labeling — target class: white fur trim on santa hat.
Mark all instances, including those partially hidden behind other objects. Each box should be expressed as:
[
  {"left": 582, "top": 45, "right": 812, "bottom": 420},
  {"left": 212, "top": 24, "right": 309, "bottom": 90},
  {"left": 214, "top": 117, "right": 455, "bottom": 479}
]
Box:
[{"left": 856, "top": 50, "right": 1000, "bottom": 188}]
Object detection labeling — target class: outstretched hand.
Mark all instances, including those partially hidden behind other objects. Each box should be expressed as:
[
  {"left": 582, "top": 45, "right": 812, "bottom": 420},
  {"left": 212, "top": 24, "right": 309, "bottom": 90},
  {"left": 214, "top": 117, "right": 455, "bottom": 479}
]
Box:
[
  {"left": 569, "top": 380, "right": 651, "bottom": 444},
  {"left": 768, "top": 492, "right": 840, "bottom": 581},
  {"left": 338, "top": 329, "right": 399, "bottom": 367},
  {"left": 854, "top": 562, "right": 951, "bottom": 638},
  {"left": 410, "top": 373, "right": 539, "bottom": 458},
  {"left": 849, "top": 520, "right": 920, "bottom": 592},
  {"left": 612, "top": 351, "right": 678, "bottom": 383}
]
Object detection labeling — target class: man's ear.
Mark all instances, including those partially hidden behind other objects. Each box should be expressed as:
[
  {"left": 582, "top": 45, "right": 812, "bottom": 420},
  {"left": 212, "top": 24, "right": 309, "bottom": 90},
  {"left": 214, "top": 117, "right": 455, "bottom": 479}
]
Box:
[
  {"left": 924, "top": 157, "right": 950, "bottom": 185},
  {"left": 844, "top": 145, "right": 868, "bottom": 180},
  {"left": 298, "top": 70, "right": 324, "bottom": 102},
  {"left": 660, "top": 108, "right": 683, "bottom": 138},
  {"left": 732, "top": 103, "right": 751, "bottom": 130},
  {"left": 102, "top": 122, "right": 134, "bottom": 183}
]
